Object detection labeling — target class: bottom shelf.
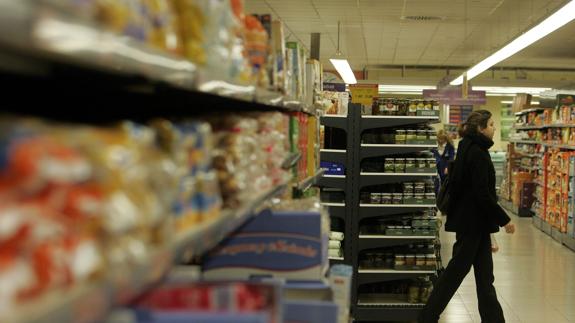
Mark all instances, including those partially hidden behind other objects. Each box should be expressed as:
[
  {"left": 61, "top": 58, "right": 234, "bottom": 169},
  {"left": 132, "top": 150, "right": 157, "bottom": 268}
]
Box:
[
  {"left": 353, "top": 303, "right": 424, "bottom": 322},
  {"left": 564, "top": 234, "right": 575, "bottom": 252}
]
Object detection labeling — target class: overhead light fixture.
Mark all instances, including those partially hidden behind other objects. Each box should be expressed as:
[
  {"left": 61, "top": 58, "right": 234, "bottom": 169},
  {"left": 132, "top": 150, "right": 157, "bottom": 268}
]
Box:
[
  {"left": 501, "top": 100, "right": 540, "bottom": 105},
  {"left": 474, "top": 86, "right": 551, "bottom": 96},
  {"left": 330, "top": 21, "right": 357, "bottom": 85},
  {"left": 451, "top": 0, "right": 575, "bottom": 86},
  {"left": 378, "top": 85, "right": 436, "bottom": 93}
]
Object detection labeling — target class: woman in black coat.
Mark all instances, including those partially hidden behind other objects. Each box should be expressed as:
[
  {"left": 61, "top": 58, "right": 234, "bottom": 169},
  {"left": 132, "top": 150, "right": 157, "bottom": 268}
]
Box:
[{"left": 419, "top": 110, "right": 516, "bottom": 323}]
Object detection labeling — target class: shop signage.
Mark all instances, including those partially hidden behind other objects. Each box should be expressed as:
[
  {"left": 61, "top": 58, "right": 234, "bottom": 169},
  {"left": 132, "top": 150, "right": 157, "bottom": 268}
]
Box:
[
  {"left": 349, "top": 84, "right": 378, "bottom": 106},
  {"left": 323, "top": 82, "right": 347, "bottom": 92},
  {"left": 423, "top": 88, "right": 486, "bottom": 105}
]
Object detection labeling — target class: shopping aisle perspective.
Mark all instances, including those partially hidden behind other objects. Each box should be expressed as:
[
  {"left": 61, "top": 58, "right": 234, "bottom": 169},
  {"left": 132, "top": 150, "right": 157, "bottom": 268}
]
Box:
[{"left": 439, "top": 214, "right": 575, "bottom": 323}]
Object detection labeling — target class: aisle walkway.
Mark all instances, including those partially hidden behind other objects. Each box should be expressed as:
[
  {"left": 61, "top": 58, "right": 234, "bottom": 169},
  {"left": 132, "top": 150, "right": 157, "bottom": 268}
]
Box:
[{"left": 438, "top": 214, "right": 575, "bottom": 323}]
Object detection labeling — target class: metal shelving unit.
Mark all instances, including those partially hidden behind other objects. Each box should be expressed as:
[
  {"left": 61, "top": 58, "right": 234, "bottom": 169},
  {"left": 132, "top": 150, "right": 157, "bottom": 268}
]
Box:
[
  {"left": 0, "top": 2, "right": 324, "bottom": 318},
  {"left": 0, "top": 0, "right": 318, "bottom": 120},
  {"left": 320, "top": 107, "right": 440, "bottom": 321}
]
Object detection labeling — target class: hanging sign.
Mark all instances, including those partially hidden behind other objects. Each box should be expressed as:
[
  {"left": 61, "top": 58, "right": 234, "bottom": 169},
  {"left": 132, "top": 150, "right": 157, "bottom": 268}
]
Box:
[
  {"left": 349, "top": 84, "right": 378, "bottom": 106},
  {"left": 423, "top": 89, "right": 486, "bottom": 105},
  {"left": 323, "top": 82, "right": 347, "bottom": 92}
]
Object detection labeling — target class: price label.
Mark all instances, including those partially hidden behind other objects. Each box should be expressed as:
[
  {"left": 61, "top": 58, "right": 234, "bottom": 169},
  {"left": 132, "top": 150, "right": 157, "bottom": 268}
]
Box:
[{"left": 349, "top": 84, "right": 378, "bottom": 106}]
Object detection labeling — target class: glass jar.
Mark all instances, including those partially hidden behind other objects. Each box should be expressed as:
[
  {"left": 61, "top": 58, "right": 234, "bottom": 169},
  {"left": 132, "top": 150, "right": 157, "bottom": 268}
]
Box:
[
  {"left": 394, "top": 158, "right": 406, "bottom": 173},
  {"left": 417, "top": 130, "right": 427, "bottom": 140},
  {"left": 421, "top": 279, "right": 433, "bottom": 303},
  {"left": 414, "top": 182, "right": 426, "bottom": 194},
  {"left": 427, "top": 130, "right": 437, "bottom": 141},
  {"left": 381, "top": 193, "right": 392, "bottom": 205},
  {"left": 416, "top": 255, "right": 426, "bottom": 266},
  {"left": 416, "top": 158, "right": 427, "bottom": 169},
  {"left": 432, "top": 100, "right": 440, "bottom": 111},
  {"left": 398, "top": 100, "right": 408, "bottom": 116},
  {"left": 370, "top": 192, "right": 382, "bottom": 204},
  {"left": 403, "top": 182, "right": 415, "bottom": 195},
  {"left": 408, "top": 283, "right": 420, "bottom": 304},
  {"left": 424, "top": 100, "right": 432, "bottom": 110},
  {"left": 405, "top": 255, "right": 416, "bottom": 266},
  {"left": 405, "top": 158, "right": 416, "bottom": 170},
  {"left": 386, "top": 99, "right": 397, "bottom": 115},
  {"left": 406, "top": 130, "right": 417, "bottom": 141},
  {"left": 426, "top": 254, "right": 437, "bottom": 267},
  {"left": 427, "top": 158, "right": 436, "bottom": 169},
  {"left": 417, "top": 101, "right": 425, "bottom": 111},
  {"left": 395, "top": 129, "right": 406, "bottom": 144},
  {"left": 413, "top": 193, "right": 425, "bottom": 203},
  {"left": 408, "top": 101, "right": 418, "bottom": 116},
  {"left": 425, "top": 182, "right": 435, "bottom": 193},
  {"left": 384, "top": 159, "right": 395, "bottom": 173},
  {"left": 392, "top": 193, "right": 403, "bottom": 205},
  {"left": 394, "top": 254, "right": 406, "bottom": 267}
]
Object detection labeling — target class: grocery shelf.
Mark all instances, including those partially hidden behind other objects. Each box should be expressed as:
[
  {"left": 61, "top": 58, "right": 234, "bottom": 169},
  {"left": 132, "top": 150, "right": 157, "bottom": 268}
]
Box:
[
  {"left": 359, "top": 235, "right": 436, "bottom": 239},
  {"left": 329, "top": 256, "right": 345, "bottom": 261},
  {"left": 354, "top": 306, "right": 423, "bottom": 322},
  {"left": 359, "top": 204, "right": 436, "bottom": 219},
  {"left": 358, "top": 235, "right": 436, "bottom": 250},
  {"left": 321, "top": 202, "right": 346, "bottom": 207},
  {"left": 361, "top": 144, "right": 438, "bottom": 159},
  {"left": 360, "top": 115, "right": 440, "bottom": 131},
  {"left": 174, "top": 182, "right": 288, "bottom": 258},
  {"left": 360, "top": 204, "right": 436, "bottom": 208},
  {"left": 514, "top": 108, "right": 548, "bottom": 116},
  {"left": 359, "top": 172, "right": 437, "bottom": 187},
  {"left": 295, "top": 168, "right": 325, "bottom": 191},
  {"left": 317, "top": 174, "right": 346, "bottom": 190},
  {"left": 357, "top": 269, "right": 436, "bottom": 285},
  {"left": 321, "top": 114, "right": 348, "bottom": 130},
  {"left": 320, "top": 149, "right": 347, "bottom": 164},
  {"left": 0, "top": 0, "right": 316, "bottom": 119},
  {"left": 513, "top": 125, "right": 544, "bottom": 130},
  {"left": 509, "top": 140, "right": 540, "bottom": 145},
  {"left": 2, "top": 179, "right": 288, "bottom": 323}
]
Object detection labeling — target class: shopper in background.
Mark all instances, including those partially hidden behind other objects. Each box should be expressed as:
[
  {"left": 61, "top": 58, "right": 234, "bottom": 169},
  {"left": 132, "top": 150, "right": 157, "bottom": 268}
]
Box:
[
  {"left": 432, "top": 129, "right": 455, "bottom": 195},
  {"left": 419, "top": 110, "right": 516, "bottom": 323}
]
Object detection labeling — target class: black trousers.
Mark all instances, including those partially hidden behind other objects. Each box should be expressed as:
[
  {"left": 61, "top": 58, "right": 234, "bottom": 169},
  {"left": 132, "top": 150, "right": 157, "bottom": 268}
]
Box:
[{"left": 419, "top": 231, "right": 505, "bottom": 323}]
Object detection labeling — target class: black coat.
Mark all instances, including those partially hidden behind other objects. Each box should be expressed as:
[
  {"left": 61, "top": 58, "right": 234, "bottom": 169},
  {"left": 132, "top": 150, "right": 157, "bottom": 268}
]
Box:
[{"left": 445, "top": 134, "right": 511, "bottom": 234}]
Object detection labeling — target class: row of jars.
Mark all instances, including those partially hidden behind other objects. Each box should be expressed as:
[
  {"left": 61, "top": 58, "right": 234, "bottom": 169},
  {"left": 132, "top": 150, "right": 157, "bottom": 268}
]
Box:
[
  {"left": 384, "top": 158, "right": 436, "bottom": 172},
  {"left": 361, "top": 251, "right": 437, "bottom": 269},
  {"left": 366, "top": 192, "right": 435, "bottom": 204},
  {"left": 372, "top": 99, "right": 440, "bottom": 116},
  {"left": 408, "top": 278, "right": 434, "bottom": 304},
  {"left": 395, "top": 129, "right": 437, "bottom": 143}
]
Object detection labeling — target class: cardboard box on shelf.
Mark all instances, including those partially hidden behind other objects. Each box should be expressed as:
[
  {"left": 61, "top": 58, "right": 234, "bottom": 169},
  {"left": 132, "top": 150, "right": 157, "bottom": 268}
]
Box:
[{"left": 202, "top": 209, "right": 329, "bottom": 281}]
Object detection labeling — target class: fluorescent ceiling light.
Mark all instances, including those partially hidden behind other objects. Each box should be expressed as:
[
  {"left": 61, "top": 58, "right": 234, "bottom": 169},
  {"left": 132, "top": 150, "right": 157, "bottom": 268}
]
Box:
[
  {"left": 376, "top": 85, "right": 549, "bottom": 96},
  {"left": 330, "top": 58, "right": 357, "bottom": 84},
  {"left": 501, "top": 100, "right": 540, "bottom": 105},
  {"left": 474, "top": 86, "right": 551, "bottom": 95},
  {"left": 378, "top": 85, "right": 435, "bottom": 93},
  {"left": 451, "top": 0, "right": 575, "bottom": 85}
]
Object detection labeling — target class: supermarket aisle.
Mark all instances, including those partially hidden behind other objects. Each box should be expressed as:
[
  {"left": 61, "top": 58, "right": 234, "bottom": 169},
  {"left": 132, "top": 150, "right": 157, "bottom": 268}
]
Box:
[{"left": 438, "top": 214, "right": 575, "bottom": 323}]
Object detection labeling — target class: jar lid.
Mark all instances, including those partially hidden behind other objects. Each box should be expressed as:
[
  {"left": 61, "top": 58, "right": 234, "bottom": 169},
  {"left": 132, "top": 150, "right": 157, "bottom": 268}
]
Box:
[
  {"left": 396, "top": 129, "right": 406, "bottom": 133},
  {"left": 405, "top": 255, "right": 416, "bottom": 258}
]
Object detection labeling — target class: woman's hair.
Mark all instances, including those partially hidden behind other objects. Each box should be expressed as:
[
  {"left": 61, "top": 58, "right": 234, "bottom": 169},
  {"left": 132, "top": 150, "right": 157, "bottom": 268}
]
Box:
[
  {"left": 458, "top": 110, "right": 492, "bottom": 137},
  {"left": 437, "top": 129, "right": 453, "bottom": 146}
]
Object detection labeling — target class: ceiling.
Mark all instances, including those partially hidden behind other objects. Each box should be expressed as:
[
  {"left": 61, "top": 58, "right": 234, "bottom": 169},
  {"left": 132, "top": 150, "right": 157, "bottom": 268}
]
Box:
[{"left": 245, "top": 0, "right": 575, "bottom": 85}]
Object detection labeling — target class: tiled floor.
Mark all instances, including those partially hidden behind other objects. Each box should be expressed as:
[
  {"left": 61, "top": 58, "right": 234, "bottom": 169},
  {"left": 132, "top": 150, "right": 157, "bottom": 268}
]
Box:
[{"left": 438, "top": 214, "right": 575, "bottom": 323}]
